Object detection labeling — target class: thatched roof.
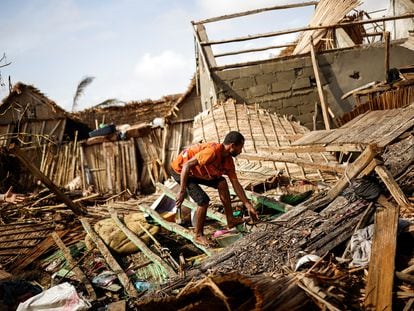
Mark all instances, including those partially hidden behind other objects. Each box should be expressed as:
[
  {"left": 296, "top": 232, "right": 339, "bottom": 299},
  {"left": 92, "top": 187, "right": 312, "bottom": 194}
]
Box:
[
  {"left": 0, "top": 82, "right": 67, "bottom": 116},
  {"left": 75, "top": 94, "right": 182, "bottom": 129}
]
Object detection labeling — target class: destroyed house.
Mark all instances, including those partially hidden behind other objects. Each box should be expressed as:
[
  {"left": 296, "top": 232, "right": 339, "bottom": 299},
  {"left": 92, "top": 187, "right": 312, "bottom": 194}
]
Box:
[
  {"left": 193, "top": 0, "right": 414, "bottom": 130},
  {"left": 0, "top": 82, "right": 89, "bottom": 146},
  {"left": 1, "top": 1, "right": 414, "bottom": 311}
]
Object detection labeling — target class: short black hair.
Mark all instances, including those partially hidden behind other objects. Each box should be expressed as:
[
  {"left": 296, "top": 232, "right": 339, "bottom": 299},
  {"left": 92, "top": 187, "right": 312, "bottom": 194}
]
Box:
[{"left": 223, "top": 131, "right": 245, "bottom": 145}]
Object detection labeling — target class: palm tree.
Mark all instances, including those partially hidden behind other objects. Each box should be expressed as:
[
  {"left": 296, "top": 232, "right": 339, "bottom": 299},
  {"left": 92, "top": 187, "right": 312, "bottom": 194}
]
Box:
[{"left": 72, "top": 76, "right": 95, "bottom": 112}]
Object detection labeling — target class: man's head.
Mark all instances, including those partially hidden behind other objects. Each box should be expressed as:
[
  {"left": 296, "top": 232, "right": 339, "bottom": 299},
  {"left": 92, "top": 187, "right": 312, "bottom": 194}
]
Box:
[{"left": 223, "top": 131, "right": 245, "bottom": 157}]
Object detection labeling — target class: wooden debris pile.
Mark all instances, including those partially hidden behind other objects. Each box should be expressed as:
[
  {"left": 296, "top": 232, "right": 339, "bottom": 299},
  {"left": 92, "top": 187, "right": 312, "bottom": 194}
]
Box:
[{"left": 137, "top": 105, "right": 414, "bottom": 310}]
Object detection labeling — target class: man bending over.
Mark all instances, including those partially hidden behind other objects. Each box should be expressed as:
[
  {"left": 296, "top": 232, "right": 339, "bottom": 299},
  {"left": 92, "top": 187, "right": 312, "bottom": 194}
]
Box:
[{"left": 170, "top": 131, "right": 259, "bottom": 246}]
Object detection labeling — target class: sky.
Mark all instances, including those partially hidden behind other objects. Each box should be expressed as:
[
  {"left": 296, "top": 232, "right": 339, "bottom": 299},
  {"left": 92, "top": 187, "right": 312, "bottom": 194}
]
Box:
[{"left": 0, "top": 0, "right": 389, "bottom": 112}]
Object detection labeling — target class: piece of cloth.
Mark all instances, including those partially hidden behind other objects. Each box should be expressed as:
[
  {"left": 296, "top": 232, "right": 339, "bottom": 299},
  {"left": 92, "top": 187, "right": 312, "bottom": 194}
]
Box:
[
  {"left": 171, "top": 169, "right": 224, "bottom": 206},
  {"left": 171, "top": 142, "right": 236, "bottom": 180},
  {"left": 349, "top": 224, "right": 375, "bottom": 267}
]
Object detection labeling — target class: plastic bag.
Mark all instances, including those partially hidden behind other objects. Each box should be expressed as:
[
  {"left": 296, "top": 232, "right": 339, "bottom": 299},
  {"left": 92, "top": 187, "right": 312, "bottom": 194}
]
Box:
[{"left": 16, "top": 282, "right": 91, "bottom": 311}]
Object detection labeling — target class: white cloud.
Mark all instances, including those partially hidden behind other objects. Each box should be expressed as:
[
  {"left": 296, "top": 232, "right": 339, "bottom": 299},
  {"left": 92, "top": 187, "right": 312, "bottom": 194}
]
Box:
[{"left": 134, "top": 50, "right": 192, "bottom": 79}]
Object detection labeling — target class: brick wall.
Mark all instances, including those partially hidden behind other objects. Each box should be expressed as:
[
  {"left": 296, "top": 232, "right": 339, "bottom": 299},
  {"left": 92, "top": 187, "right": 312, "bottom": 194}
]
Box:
[{"left": 211, "top": 43, "right": 414, "bottom": 129}]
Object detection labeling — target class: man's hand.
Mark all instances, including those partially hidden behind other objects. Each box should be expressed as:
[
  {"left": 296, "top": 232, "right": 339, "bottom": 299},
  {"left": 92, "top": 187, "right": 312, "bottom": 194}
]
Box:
[
  {"left": 245, "top": 201, "right": 259, "bottom": 222},
  {"left": 175, "top": 190, "right": 186, "bottom": 209},
  {"left": 4, "top": 187, "right": 25, "bottom": 204}
]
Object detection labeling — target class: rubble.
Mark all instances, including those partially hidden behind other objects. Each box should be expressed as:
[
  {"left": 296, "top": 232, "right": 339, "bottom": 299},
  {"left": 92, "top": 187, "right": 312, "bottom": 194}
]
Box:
[{"left": 1, "top": 1, "right": 414, "bottom": 310}]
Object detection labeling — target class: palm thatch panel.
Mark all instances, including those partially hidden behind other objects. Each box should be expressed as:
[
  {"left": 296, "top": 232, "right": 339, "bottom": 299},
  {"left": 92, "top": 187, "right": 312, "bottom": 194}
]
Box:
[{"left": 193, "top": 99, "right": 340, "bottom": 186}]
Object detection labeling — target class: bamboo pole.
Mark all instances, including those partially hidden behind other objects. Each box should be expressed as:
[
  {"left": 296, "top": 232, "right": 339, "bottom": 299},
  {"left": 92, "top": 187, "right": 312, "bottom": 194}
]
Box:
[
  {"left": 80, "top": 218, "right": 138, "bottom": 298},
  {"left": 9, "top": 144, "right": 86, "bottom": 216},
  {"left": 138, "top": 204, "right": 214, "bottom": 256},
  {"left": 52, "top": 232, "right": 97, "bottom": 301},
  {"left": 107, "top": 207, "right": 177, "bottom": 277}
]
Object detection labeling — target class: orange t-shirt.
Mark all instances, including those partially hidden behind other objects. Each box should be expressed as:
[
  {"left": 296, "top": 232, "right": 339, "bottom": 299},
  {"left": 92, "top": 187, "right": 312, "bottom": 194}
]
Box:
[{"left": 171, "top": 142, "right": 237, "bottom": 180}]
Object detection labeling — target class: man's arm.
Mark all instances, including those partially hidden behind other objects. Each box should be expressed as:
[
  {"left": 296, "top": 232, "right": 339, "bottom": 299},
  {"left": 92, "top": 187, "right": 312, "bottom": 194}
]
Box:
[
  {"left": 176, "top": 157, "right": 199, "bottom": 208},
  {"left": 229, "top": 177, "right": 259, "bottom": 221},
  {"left": 2, "top": 187, "right": 25, "bottom": 204}
]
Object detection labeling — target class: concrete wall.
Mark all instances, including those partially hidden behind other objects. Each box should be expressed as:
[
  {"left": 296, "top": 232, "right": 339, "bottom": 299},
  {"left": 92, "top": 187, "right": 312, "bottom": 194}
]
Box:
[{"left": 211, "top": 43, "right": 414, "bottom": 129}]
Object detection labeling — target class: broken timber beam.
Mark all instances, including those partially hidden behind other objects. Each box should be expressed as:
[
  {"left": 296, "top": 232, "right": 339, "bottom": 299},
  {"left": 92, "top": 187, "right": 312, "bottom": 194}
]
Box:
[
  {"left": 327, "top": 144, "right": 379, "bottom": 201},
  {"left": 52, "top": 232, "right": 97, "bottom": 301},
  {"left": 138, "top": 204, "right": 214, "bottom": 256},
  {"left": 364, "top": 195, "right": 399, "bottom": 311},
  {"left": 156, "top": 183, "right": 227, "bottom": 224},
  {"left": 80, "top": 218, "right": 138, "bottom": 298},
  {"left": 107, "top": 207, "right": 177, "bottom": 277},
  {"left": 375, "top": 165, "right": 413, "bottom": 210},
  {"left": 9, "top": 144, "right": 86, "bottom": 216}
]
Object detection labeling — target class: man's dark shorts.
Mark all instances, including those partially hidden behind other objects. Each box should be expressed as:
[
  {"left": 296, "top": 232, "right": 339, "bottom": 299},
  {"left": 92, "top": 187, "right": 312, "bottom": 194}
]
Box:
[{"left": 170, "top": 170, "right": 225, "bottom": 206}]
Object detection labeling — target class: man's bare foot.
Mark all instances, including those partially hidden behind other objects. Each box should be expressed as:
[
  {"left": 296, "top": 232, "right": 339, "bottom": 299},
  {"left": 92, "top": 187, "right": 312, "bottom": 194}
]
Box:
[
  {"left": 227, "top": 217, "right": 247, "bottom": 229},
  {"left": 194, "top": 235, "right": 215, "bottom": 247}
]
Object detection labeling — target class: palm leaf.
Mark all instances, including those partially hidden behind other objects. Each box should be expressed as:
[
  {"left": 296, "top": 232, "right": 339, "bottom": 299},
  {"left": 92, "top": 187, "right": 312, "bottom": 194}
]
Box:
[
  {"left": 72, "top": 76, "right": 95, "bottom": 112},
  {"left": 94, "top": 98, "right": 124, "bottom": 108}
]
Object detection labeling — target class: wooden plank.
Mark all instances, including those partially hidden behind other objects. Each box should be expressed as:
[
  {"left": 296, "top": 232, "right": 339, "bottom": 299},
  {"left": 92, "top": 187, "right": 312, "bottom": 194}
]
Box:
[
  {"left": 80, "top": 218, "right": 138, "bottom": 298},
  {"left": 52, "top": 232, "right": 97, "bottom": 301},
  {"left": 310, "top": 36, "right": 330, "bottom": 130},
  {"left": 375, "top": 165, "right": 412, "bottom": 209},
  {"left": 377, "top": 113, "right": 414, "bottom": 148},
  {"left": 364, "top": 196, "right": 399, "bottom": 311},
  {"left": 291, "top": 130, "right": 336, "bottom": 146}
]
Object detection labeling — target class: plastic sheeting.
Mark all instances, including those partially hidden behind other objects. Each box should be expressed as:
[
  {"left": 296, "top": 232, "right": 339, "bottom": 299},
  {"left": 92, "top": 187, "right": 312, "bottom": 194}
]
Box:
[{"left": 16, "top": 282, "right": 91, "bottom": 311}]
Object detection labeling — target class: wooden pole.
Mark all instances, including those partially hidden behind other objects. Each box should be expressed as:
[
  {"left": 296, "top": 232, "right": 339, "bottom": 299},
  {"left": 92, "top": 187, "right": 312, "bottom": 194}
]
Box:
[
  {"left": 52, "top": 232, "right": 97, "bottom": 301},
  {"left": 138, "top": 203, "right": 214, "bottom": 256},
  {"left": 310, "top": 36, "right": 331, "bottom": 130},
  {"left": 200, "top": 13, "right": 414, "bottom": 46},
  {"left": 215, "top": 43, "right": 296, "bottom": 58},
  {"left": 192, "top": 1, "right": 318, "bottom": 25},
  {"left": 384, "top": 31, "right": 390, "bottom": 81},
  {"left": 80, "top": 218, "right": 139, "bottom": 298},
  {"left": 9, "top": 144, "right": 86, "bottom": 216},
  {"left": 107, "top": 207, "right": 177, "bottom": 277}
]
